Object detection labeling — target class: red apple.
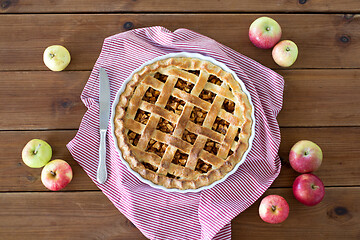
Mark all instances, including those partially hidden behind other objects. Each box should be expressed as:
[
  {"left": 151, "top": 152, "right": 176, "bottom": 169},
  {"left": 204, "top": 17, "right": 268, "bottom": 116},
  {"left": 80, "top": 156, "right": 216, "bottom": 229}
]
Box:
[
  {"left": 249, "top": 16, "right": 282, "bottom": 49},
  {"left": 259, "top": 195, "right": 289, "bottom": 224},
  {"left": 272, "top": 40, "right": 298, "bottom": 67},
  {"left": 41, "top": 159, "right": 73, "bottom": 191},
  {"left": 289, "top": 140, "right": 323, "bottom": 173},
  {"left": 293, "top": 173, "right": 325, "bottom": 206}
]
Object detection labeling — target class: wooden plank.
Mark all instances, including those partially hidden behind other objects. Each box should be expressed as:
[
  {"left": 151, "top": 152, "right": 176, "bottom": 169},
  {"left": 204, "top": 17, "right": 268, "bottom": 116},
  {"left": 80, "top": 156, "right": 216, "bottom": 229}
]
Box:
[
  {"left": 0, "top": 14, "right": 359, "bottom": 70},
  {"left": 273, "top": 127, "right": 360, "bottom": 187},
  {"left": 0, "top": 187, "right": 358, "bottom": 239},
  {"left": 0, "top": 71, "right": 88, "bottom": 130},
  {"left": 1, "top": 0, "right": 359, "bottom": 13},
  {"left": 232, "top": 187, "right": 360, "bottom": 239},
  {"left": 0, "top": 130, "right": 98, "bottom": 191},
  {"left": 0, "top": 191, "right": 147, "bottom": 240},
  {"left": 276, "top": 69, "right": 360, "bottom": 127},
  {"left": 2, "top": 69, "right": 359, "bottom": 131},
  {"left": 0, "top": 69, "right": 360, "bottom": 130},
  {"left": 1, "top": 127, "right": 359, "bottom": 191}
]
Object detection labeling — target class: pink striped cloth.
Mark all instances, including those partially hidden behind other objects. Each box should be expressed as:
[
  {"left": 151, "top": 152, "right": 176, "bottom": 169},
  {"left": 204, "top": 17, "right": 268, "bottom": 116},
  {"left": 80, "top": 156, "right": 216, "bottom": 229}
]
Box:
[{"left": 67, "top": 26, "right": 284, "bottom": 240}]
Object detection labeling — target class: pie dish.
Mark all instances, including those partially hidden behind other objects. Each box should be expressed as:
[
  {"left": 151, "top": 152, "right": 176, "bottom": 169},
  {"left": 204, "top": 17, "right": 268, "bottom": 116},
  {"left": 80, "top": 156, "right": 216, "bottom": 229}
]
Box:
[{"left": 113, "top": 53, "right": 254, "bottom": 190}]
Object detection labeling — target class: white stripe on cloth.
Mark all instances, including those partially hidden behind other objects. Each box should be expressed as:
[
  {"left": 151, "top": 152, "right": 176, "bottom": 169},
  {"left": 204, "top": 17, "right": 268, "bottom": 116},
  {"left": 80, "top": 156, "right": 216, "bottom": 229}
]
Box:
[{"left": 67, "top": 26, "right": 284, "bottom": 240}]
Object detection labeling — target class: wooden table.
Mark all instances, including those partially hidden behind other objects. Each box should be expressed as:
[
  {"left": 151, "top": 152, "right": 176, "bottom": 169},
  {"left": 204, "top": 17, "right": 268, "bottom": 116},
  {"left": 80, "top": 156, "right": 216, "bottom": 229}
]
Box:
[{"left": 1, "top": 1, "right": 359, "bottom": 239}]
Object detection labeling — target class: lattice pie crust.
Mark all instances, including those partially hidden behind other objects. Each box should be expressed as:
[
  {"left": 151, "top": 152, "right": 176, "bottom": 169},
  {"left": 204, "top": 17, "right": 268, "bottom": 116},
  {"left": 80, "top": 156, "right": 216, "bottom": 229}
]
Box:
[{"left": 114, "top": 57, "right": 253, "bottom": 190}]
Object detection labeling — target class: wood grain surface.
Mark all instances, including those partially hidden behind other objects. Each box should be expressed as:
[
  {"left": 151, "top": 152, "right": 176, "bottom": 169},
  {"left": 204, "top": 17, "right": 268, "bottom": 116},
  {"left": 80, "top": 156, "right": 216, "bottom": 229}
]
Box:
[
  {"left": 277, "top": 69, "right": 360, "bottom": 127},
  {"left": 233, "top": 187, "right": 360, "bottom": 239},
  {"left": 1, "top": 1, "right": 360, "bottom": 239},
  {"left": 1, "top": 127, "right": 359, "bottom": 192},
  {"left": 0, "top": 130, "right": 97, "bottom": 192},
  {"left": 1, "top": 69, "right": 360, "bottom": 130},
  {"left": 0, "top": 71, "right": 87, "bottom": 130},
  {"left": 0, "top": 188, "right": 358, "bottom": 239},
  {"left": 0, "top": 14, "right": 359, "bottom": 70},
  {"left": 1, "top": 0, "right": 360, "bottom": 13},
  {"left": 274, "top": 127, "right": 360, "bottom": 187},
  {"left": 0, "top": 191, "right": 147, "bottom": 240}
]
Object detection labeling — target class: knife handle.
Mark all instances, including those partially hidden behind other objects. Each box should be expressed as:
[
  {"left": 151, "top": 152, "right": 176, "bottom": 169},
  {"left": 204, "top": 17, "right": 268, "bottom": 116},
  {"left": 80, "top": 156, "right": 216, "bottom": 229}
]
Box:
[{"left": 97, "top": 129, "right": 108, "bottom": 184}]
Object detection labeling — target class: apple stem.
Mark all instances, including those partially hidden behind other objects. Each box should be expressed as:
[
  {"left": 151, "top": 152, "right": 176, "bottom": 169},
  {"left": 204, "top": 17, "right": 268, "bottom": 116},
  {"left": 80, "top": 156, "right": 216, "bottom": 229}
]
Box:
[
  {"left": 271, "top": 205, "right": 276, "bottom": 212},
  {"left": 286, "top": 47, "right": 290, "bottom": 52},
  {"left": 50, "top": 53, "right": 55, "bottom": 58},
  {"left": 266, "top": 27, "right": 270, "bottom": 31},
  {"left": 50, "top": 171, "right": 56, "bottom": 177},
  {"left": 311, "top": 184, "right": 319, "bottom": 190},
  {"left": 34, "top": 144, "right": 41, "bottom": 155}
]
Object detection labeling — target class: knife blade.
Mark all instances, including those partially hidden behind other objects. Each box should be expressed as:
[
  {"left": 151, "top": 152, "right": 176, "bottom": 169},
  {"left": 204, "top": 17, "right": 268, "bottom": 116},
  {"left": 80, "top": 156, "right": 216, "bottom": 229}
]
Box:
[{"left": 97, "top": 67, "right": 110, "bottom": 184}]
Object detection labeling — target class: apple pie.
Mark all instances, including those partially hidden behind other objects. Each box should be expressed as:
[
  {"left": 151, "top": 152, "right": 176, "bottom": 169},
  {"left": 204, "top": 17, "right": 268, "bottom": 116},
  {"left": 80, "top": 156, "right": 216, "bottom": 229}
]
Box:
[{"left": 113, "top": 57, "right": 253, "bottom": 190}]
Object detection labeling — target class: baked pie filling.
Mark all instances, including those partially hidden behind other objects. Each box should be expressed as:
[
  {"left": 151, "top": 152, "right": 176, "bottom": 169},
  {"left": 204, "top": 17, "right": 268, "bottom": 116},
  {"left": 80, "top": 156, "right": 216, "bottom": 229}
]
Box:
[{"left": 114, "top": 57, "right": 253, "bottom": 190}]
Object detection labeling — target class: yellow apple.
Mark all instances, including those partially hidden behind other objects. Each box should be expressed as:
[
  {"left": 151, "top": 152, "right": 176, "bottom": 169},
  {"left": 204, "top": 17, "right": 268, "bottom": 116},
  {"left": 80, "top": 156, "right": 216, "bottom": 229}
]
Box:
[
  {"left": 43, "top": 45, "right": 71, "bottom": 71},
  {"left": 22, "top": 139, "right": 52, "bottom": 168},
  {"left": 272, "top": 40, "right": 298, "bottom": 67}
]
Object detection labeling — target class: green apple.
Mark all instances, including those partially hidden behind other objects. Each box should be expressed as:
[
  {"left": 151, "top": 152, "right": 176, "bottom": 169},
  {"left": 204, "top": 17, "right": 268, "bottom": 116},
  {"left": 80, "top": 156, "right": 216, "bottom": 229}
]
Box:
[
  {"left": 43, "top": 45, "right": 71, "bottom": 71},
  {"left": 272, "top": 40, "right": 298, "bottom": 67},
  {"left": 22, "top": 139, "right": 52, "bottom": 168}
]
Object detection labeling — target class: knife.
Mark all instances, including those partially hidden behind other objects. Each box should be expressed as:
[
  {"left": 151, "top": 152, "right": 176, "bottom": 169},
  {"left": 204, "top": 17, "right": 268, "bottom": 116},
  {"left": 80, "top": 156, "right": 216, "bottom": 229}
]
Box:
[{"left": 97, "top": 67, "right": 110, "bottom": 184}]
